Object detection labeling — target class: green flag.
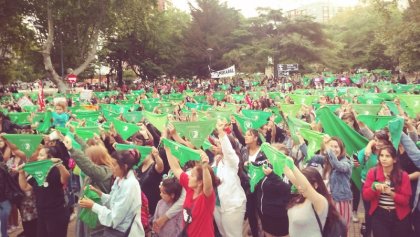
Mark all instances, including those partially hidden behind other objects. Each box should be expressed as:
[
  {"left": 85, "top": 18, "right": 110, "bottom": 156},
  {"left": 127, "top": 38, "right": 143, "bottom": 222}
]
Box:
[
  {"left": 73, "top": 111, "right": 100, "bottom": 121},
  {"left": 3, "top": 134, "right": 44, "bottom": 159},
  {"left": 123, "top": 112, "right": 143, "bottom": 124},
  {"left": 101, "top": 109, "right": 120, "bottom": 121},
  {"left": 233, "top": 114, "right": 267, "bottom": 132},
  {"left": 23, "top": 159, "right": 57, "bottom": 186},
  {"left": 65, "top": 132, "right": 82, "bottom": 150},
  {"left": 260, "top": 142, "right": 294, "bottom": 177},
  {"left": 75, "top": 127, "right": 100, "bottom": 141},
  {"left": 141, "top": 99, "right": 160, "bottom": 112},
  {"left": 231, "top": 94, "right": 245, "bottom": 102},
  {"left": 248, "top": 163, "right": 265, "bottom": 193},
  {"left": 268, "top": 92, "right": 283, "bottom": 101},
  {"left": 286, "top": 117, "right": 311, "bottom": 143},
  {"left": 299, "top": 128, "right": 325, "bottom": 161},
  {"left": 112, "top": 119, "right": 140, "bottom": 140},
  {"left": 79, "top": 185, "right": 101, "bottom": 228},
  {"left": 8, "top": 112, "right": 31, "bottom": 125},
  {"left": 279, "top": 104, "right": 302, "bottom": 118},
  {"left": 356, "top": 115, "right": 396, "bottom": 131},
  {"left": 204, "top": 110, "right": 231, "bottom": 122},
  {"left": 290, "top": 95, "right": 318, "bottom": 106},
  {"left": 316, "top": 107, "right": 368, "bottom": 190},
  {"left": 36, "top": 111, "right": 53, "bottom": 134},
  {"left": 159, "top": 102, "right": 175, "bottom": 114},
  {"left": 316, "top": 107, "right": 368, "bottom": 156},
  {"left": 357, "top": 96, "right": 384, "bottom": 105},
  {"left": 213, "top": 92, "right": 225, "bottom": 101},
  {"left": 388, "top": 117, "right": 404, "bottom": 149},
  {"left": 143, "top": 111, "right": 168, "bottom": 132},
  {"left": 352, "top": 104, "right": 382, "bottom": 115},
  {"left": 242, "top": 109, "right": 272, "bottom": 122},
  {"left": 162, "top": 138, "right": 201, "bottom": 166},
  {"left": 248, "top": 91, "right": 261, "bottom": 100},
  {"left": 193, "top": 95, "right": 207, "bottom": 103},
  {"left": 172, "top": 120, "right": 216, "bottom": 149},
  {"left": 114, "top": 143, "right": 152, "bottom": 169},
  {"left": 398, "top": 95, "right": 420, "bottom": 118},
  {"left": 202, "top": 140, "right": 213, "bottom": 151},
  {"left": 23, "top": 105, "right": 39, "bottom": 113}
]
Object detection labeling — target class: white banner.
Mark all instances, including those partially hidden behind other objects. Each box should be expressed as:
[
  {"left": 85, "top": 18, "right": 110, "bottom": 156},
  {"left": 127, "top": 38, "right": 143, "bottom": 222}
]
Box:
[{"left": 211, "top": 65, "right": 236, "bottom": 78}]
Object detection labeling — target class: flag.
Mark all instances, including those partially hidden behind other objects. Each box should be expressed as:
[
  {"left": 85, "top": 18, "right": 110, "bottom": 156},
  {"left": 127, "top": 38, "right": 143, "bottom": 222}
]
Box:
[
  {"left": 141, "top": 99, "right": 160, "bottom": 112},
  {"left": 299, "top": 128, "right": 325, "bottom": 161},
  {"left": 23, "top": 106, "right": 39, "bottom": 113},
  {"left": 162, "top": 138, "right": 201, "bottom": 166},
  {"left": 79, "top": 185, "right": 100, "bottom": 228},
  {"left": 289, "top": 95, "right": 318, "bottom": 106},
  {"left": 172, "top": 120, "right": 217, "bottom": 149},
  {"left": 36, "top": 111, "right": 52, "bottom": 134},
  {"left": 3, "top": 134, "right": 44, "bottom": 159},
  {"left": 316, "top": 107, "right": 368, "bottom": 189},
  {"left": 75, "top": 127, "right": 100, "bottom": 141},
  {"left": 398, "top": 95, "right": 420, "bottom": 118},
  {"left": 268, "top": 92, "right": 283, "bottom": 101},
  {"left": 112, "top": 119, "right": 140, "bottom": 140},
  {"left": 233, "top": 114, "right": 267, "bottom": 132},
  {"left": 286, "top": 116, "right": 311, "bottom": 143},
  {"left": 388, "top": 117, "right": 404, "bottom": 149},
  {"left": 114, "top": 143, "right": 153, "bottom": 169},
  {"left": 260, "top": 142, "right": 294, "bottom": 177},
  {"left": 206, "top": 110, "right": 232, "bottom": 122},
  {"left": 213, "top": 92, "right": 225, "bottom": 101},
  {"left": 242, "top": 109, "right": 272, "bottom": 122},
  {"left": 8, "top": 112, "right": 31, "bottom": 125},
  {"left": 143, "top": 111, "right": 168, "bottom": 132},
  {"left": 38, "top": 81, "right": 45, "bottom": 111},
  {"left": 22, "top": 159, "right": 56, "bottom": 186},
  {"left": 123, "top": 112, "right": 143, "bottom": 124},
  {"left": 352, "top": 104, "right": 381, "bottom": 115},
  {"left": 279, "top": 104, "right": 302, "bottom": 118},
  {"left": 248, "top": 163, "right": 265, "bottom": 193},
  {"left": 193, "top": 95, "right": 207, "bottom": 103},
  {"left": 356, "top": 115, "right": 396, "bottom": 131},
  {"left": 231, "top": 94, "right": 245, "bottom": 102},
  {"left": 73, "top": 111, "right": 101, "bottom": 121}
]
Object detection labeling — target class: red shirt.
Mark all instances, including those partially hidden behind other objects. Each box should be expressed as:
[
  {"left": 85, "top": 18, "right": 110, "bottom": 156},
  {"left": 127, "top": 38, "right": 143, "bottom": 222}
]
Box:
[
  {"left": 362, "top": 166, "right": 412, "bottom": 220},
  {"left": 179, "top": 172, "right": 215, "bottom": 237}
]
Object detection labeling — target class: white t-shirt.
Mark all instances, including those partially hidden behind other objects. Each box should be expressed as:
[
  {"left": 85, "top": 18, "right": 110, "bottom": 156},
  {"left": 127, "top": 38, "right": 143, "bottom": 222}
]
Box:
[
  {"left": 248, "top": 148, "right": 261, "bottom": 163},
  {"left": 288, "top": 198, "right": 328, "bottom": 237}
]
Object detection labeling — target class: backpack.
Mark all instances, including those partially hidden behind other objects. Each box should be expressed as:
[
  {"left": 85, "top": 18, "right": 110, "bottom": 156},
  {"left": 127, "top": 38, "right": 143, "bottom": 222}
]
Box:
[
  {"left": 312, "top": 205, "right": 347, "bottom": 237},
  {"left": 0, "top": 165, "right": 24, "bottom": 205}
]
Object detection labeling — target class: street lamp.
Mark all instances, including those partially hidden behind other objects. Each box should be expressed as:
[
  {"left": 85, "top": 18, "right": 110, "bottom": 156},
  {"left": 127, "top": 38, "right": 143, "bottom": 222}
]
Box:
[{"left": 207, "top": 48, "right": 213, "bottom": 76}]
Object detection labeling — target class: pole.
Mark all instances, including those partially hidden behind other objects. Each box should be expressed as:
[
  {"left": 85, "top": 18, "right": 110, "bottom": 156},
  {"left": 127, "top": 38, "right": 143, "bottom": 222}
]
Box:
[{"left": 60, "top": 34, "right": 64, "bottom": 79}]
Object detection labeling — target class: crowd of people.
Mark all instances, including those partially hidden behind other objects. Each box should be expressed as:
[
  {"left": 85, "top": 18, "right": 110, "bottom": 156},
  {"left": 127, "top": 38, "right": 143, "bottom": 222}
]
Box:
[{"left": 0, "top": 74, "right": 419, "bottom": 237}]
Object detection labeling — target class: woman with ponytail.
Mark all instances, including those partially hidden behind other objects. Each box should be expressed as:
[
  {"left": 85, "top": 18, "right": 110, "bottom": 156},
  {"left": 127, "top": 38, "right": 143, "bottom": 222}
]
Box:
[{"left": 79, "top": 150, "right": 145, "bottom": 237}]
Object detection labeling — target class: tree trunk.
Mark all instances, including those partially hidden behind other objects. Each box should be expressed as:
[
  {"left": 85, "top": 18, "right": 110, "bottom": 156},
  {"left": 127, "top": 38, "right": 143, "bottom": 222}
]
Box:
[
  {"left": 117, "top": 60, "right": 123, "bottom": 87},
  {"left": 41, "top": 1, "right": 100, "bottom": 93},
  {"left": 41, "top": 4, "right": 68, "bottom": 92}
]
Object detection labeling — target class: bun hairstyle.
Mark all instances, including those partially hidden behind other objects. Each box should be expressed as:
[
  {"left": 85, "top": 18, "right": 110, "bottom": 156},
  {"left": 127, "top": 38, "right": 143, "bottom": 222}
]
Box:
[{"left": 111, "top": 149, "right": 140, "bottom": 177}]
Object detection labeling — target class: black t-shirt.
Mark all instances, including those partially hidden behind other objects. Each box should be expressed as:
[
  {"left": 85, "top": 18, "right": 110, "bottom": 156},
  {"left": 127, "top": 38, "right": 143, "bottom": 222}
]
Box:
[
  {"left": 137, "top": 163, "right": 162, "bottom": 214},
  {"left": 28, "top": 166, "right": 65, "bottom": 213}
]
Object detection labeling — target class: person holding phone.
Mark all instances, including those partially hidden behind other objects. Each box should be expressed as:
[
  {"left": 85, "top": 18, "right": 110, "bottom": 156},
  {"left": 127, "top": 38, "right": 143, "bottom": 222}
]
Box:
[{"left": 363, "top": 145, "right": 412, "bottom": 237}]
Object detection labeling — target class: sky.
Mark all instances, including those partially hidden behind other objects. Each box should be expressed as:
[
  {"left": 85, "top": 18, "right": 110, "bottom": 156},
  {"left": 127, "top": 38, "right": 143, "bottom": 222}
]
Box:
[{"left": 172, "top": 0, "right": 361, "bottom": 17}]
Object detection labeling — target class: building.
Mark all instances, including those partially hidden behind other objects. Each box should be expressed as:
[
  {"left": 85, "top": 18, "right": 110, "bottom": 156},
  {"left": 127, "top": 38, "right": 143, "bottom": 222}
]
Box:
[
  {"left": 286, "top": 0, "right": 358, "bottom": 23},
  {"left": 157, "top": 0, "right": 173, "bottom": 11}
]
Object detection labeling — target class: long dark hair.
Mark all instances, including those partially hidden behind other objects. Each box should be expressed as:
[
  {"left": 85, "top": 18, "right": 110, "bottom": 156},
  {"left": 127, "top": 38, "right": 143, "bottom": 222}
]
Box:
[
  {"left": 111, "top": 149, "right": 140, "bottom": 178},
  {"left": 377, "top": 145, "right": 402, "bottom": 187},
  {"left": 288, "top": 167, "right": 341, "bottom": 231},
  {"left": 247, "top": 129, "right": 262, "bottom": 146}
]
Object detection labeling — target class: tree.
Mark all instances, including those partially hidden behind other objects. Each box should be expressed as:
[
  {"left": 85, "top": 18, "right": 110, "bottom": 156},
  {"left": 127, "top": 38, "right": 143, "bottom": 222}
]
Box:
[
  {"left": 227, "top": 8, "right": 331, "bottom": 76},
  {"left": 179, "top": 0, "right": 243, "bottom": 77},
  {"left": 101, "top": 3, "right": 190, "bottom": 85}
]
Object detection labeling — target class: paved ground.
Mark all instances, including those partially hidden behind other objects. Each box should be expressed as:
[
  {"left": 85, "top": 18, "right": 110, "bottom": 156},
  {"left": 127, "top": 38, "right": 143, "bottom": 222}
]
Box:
[{"left": 10, "top": 211, "right": 364, "bottom": 237}]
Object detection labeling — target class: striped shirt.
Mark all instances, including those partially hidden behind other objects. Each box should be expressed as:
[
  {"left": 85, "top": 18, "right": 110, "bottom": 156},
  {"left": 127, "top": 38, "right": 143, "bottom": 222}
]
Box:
[{"left": 379, "top": 180, "right": 395, "bottom": 209}]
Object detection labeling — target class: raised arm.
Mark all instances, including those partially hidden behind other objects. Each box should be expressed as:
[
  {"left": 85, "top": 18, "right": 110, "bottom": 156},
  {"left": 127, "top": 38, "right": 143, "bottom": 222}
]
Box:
[
  {"left": 152, "top": 147, "right": 164, "bottom": 174},
  {"left": 202, "top": 162, "right": 214, "bottom": 197},
  {"left": 283, "top": 163, "right": 327, "bottom": 214},
  {"left": 164, "top": 146, "right": 183, "bottom": 180}
]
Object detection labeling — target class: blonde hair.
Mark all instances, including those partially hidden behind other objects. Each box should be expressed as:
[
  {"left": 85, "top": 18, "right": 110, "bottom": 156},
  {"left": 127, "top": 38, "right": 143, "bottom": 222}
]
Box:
[
  {"left": 55, "top": 101, "right": 67, "bottom": 111},
  {"left": 85, "top": 145, "right": 114, "bottom": 168}
]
